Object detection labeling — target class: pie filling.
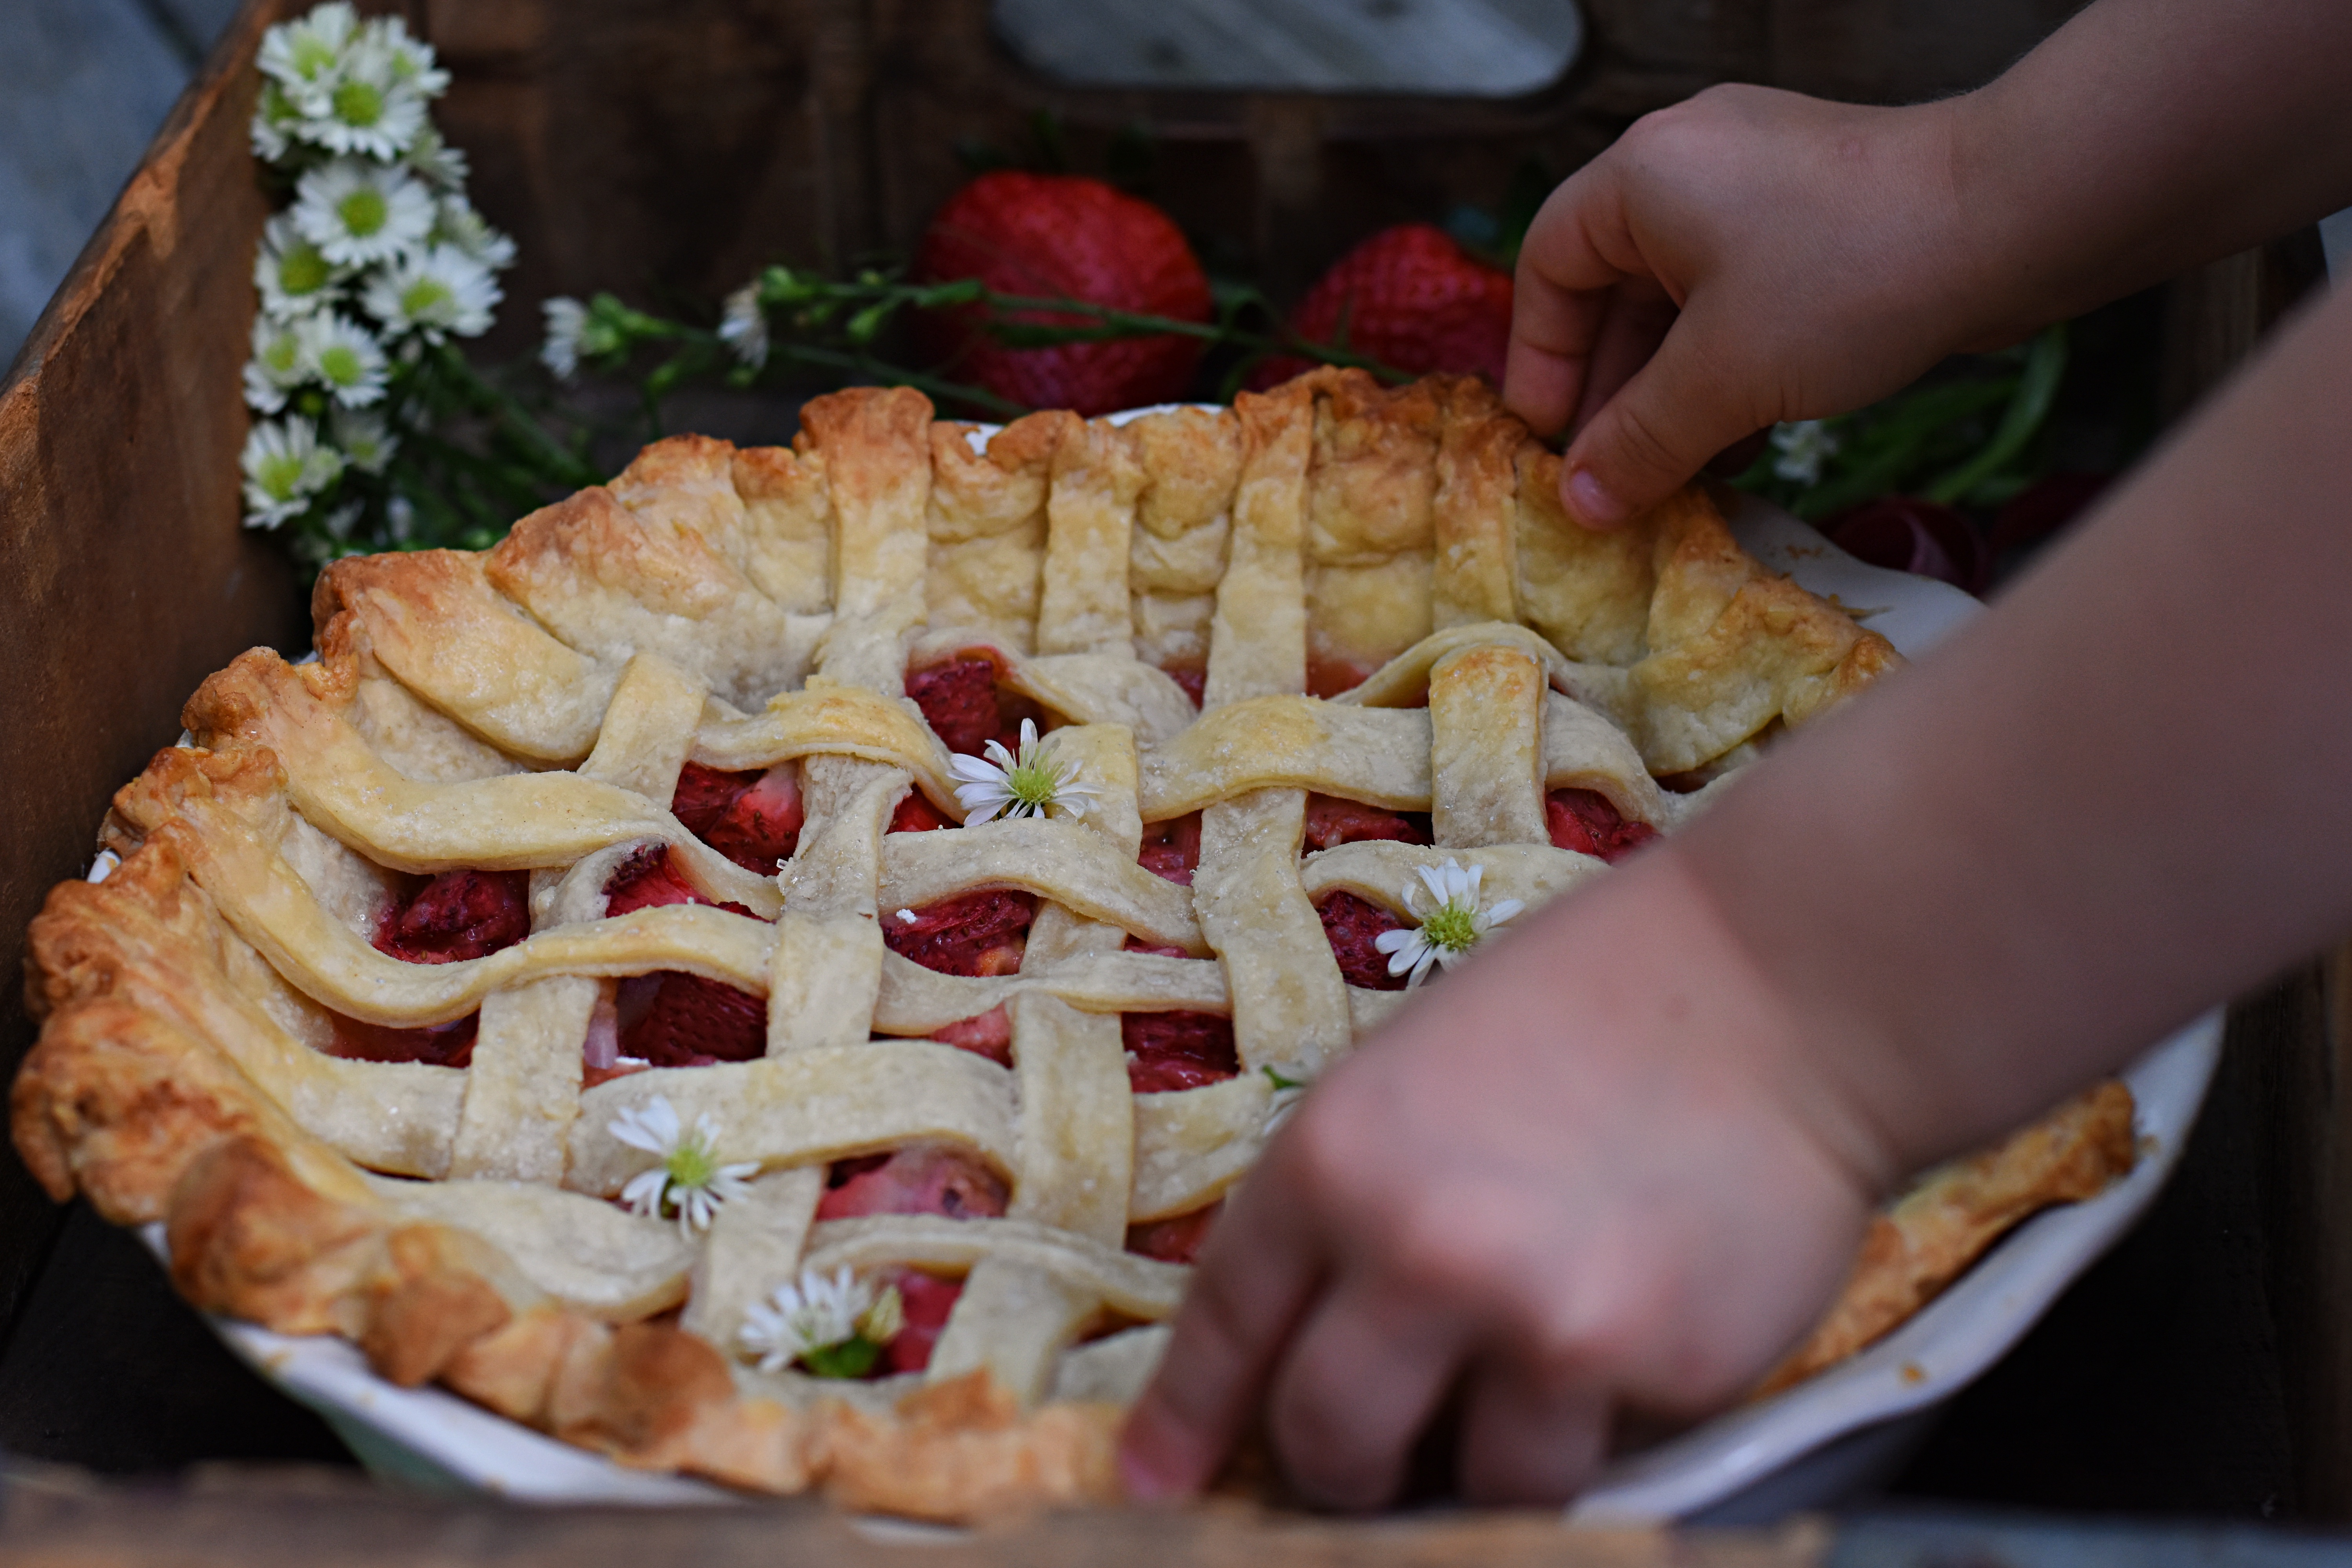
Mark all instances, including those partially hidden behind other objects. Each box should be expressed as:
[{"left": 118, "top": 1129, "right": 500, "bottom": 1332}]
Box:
[
  {"left": 1545, "top": 788, "right": 1658, "bottom": 862},
  {"left": 1303, "top": 793, "right": 1431, "bottom": 853},
  {"left": 885, "top": 889, "right": 1036, "bottom": 978},
  {"left": 815, "top": 1144, "right": 1007, "bottom": 1376},
  {"left": 905, "top": 652, "right": 1047, "bottom": 756},
  {"left": 1126, "top": 1200, "right": 1221, "bottom": 1265},
  {"left": 327, "top": 1013, "right": 481, "bottom": 1067},
  {"left": 672, "top": 761, "right": 804, "bottom": 873},
  {"left": 1138, "top": 813, "right": 1201, "bottom": 886},
  {"left": 1122, "top": 1011, "right": 1238, "bottom": 1093},
  {"left": 1316, "top": 891, "right": 1412, "bottom": 990},
  {"left": 373, "top": 868, "right": 530, "bottom": 965}
]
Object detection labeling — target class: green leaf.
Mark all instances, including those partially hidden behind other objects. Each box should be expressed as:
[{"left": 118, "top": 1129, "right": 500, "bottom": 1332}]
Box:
[
  {"left": 1263, "top": 1066, "right": 1306, "bottom": 1091},
  {"left": 799, "top": 1336, "right": 882, "bottom": 1380},
  {"left": 845, "top": 300, "right": 895, "bottom": 345},
  {"left": 1920, "top": 325, "right": 2068, "bottom": 505}
]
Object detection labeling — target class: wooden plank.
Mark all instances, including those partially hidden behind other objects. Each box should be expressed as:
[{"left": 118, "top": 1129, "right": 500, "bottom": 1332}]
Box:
[
  {"left": 0, "top": 0, "right": 309, "bottom": 1352},
  {"left": 0, "top": 1462, "right": 1828, "bottom": 1568}
]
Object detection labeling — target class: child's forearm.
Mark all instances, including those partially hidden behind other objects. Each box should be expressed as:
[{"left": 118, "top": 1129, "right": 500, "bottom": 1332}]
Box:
[
  {"left": 1951, "top": 0, "right": 2352, "bottom": 345},
  {"left": 1678, "top": 279, "right": 2352, "bottom": 1176}
]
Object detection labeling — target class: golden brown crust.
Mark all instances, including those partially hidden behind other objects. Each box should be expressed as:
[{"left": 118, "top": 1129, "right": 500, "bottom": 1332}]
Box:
[
  {"left": 13, "top": 372, "right": 1946, "bottom": 1519},
  {"left": 1756, "top": 1079, "right": 2139, "bottom": 1396}
]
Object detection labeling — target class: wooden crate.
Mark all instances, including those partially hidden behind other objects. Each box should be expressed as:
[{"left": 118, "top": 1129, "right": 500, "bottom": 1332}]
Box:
[{"left": 0, "top": 0, "right": 2333, "bottom": 1527}]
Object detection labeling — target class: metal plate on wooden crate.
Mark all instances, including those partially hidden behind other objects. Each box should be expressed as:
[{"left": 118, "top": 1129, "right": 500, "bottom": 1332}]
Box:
[{"left": 138, "top": 485, "right": 2214, "bottom": 1520}]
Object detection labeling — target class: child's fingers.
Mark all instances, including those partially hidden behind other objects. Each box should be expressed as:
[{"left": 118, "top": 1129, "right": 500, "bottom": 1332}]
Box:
[
  {"left": 1455, "top": 1366, "right": 1612, "bottom": 1506},
  {"left": 1504, "top": 267, "right": 1609, "bottom": 437},
  {"left": 1504, "top": 167, "right": 1642, "bottom": 436},
  {"left": 1568, "top": 281, "right": 1680, "bottom": 435},
  {"left": 1115, "top": 1174, "right": 1324, "bottom": 1501},
  {"left": 1263, "top": 1274, "right": 1470, "bottom": 1509},
  {"left": 1557, "top": 309, "right": 1763, "bottom": 528}
]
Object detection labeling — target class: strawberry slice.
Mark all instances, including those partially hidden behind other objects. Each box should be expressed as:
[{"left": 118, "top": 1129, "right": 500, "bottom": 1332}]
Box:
[
  {"left": 1122, "top": 1011, "right": 1238, "bottom": 1093},
  {"left": 616, "top": 970, "right": 767, "bottom": 1067},
  {"left": 889, "top": 790, "right": 957, "bottom": 834},
  {"left": 883, "top": 889, "right": 1035, "bottom": 976},
  {"left": 881, "top": 1270, "right": 965, "bottom": 1376},
  {"left": 1302, "top": 794, "right": 1432, "bottom": 853},
  {"left": 929, "top": 1004, "right": 1013, "bottom": 1066},
  {"left": 1162, "top": 664, "right": 1206, "bottom": 709},
  {"left": 1544, "top": 788, "right": 1659, "bottom": 863},
  {"left": 373, "top": 870, "right": 529, "bottom": 964},
  {"left": 1126, "top": 1201, "right": 1222, "bottom": 1265},
  {"left": 671, "top": 762, "right": 803, "bottom": 874},
  {"left": 603, "top": 844, "right": 755, "bottom": 918},
  {"left": 328, "top": 1013, "right": 480, "bottom": 1067},
  {"left": 905, "top": 656, "right": 1005, "bottom": 757},
  {"left": 1316, "top": 891, "right": 1410, "bottom": 990},
  {"left": 1138, "top": 813, "right": 1201, "bottom": 886},
  {"left": 818, "top": 1145, "right": 1008, "bottom": 1223}
]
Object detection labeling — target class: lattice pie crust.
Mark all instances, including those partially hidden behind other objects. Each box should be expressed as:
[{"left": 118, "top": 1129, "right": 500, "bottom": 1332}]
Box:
[{"left": 12, "top": 370, "right": 2133, "bottom": 1519}]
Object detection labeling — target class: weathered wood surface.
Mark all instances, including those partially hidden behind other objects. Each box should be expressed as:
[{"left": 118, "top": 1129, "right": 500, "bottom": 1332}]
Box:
[
  {"left": 0, "top": 1463, "right": 1827, "bottom": 1568},
  {"left": 0, "top": 0, "right": 309, "bottom": 1344}
]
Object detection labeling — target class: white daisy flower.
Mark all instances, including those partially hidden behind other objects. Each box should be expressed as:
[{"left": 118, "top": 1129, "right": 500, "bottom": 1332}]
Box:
[
  {"left": 718, "top": 281, "right": 770, "bottom": 371},
  {"left": 253, "top": 214, "right": 346, "bottom": 323},
  {"left": 609, "top": 1095, "right": 758, "bottom": 1239},
  {"left": 403, "top": 126, "right": 471, "bottom": 193},
  {"left": 243, "top": 314, "right": 310, "bottom": 414},
  {"left": 541, "top": 296, "right": 590, "bottom": 380},
  {"left": 329, "top": 406, "right": 397, "bottom": 474},
  {"left": 363, "top": 244, "right": 499, "bottom": 343},
  {"left": 361, "top": 13, "right": 450, "bottom": 98},
  {"left": 290, "top": 160, "right": 435, "bottom": 267},
  {"left": 249, "top": 78, "right": 303, "bottom": 163},
  {"left": 297, "top": 312, "right": 390, "bottom": 408},
  {"left": 240, "top": 416, "right": 345, "bottom": 529},
  {"left": 739, "top": 1266, "right": 906, "bottom": 1377},
  {"left": 1371, "top": 858, "right": 1524, "bottom": 989},
  {"left": 1770, "top": 420, "right": 1840, "bottom": 486},
  {"left": 428, "top": 195, "right": 517, "bottom": 272},
  {"left": 292, "top": 34, "right": 429, "bottom": 159},
  {"left": 948, "top": 719, "right": 1101, "bottom": 825},
  {"left": 385, "top": 492, "right": 417, "bottom": 543},
  {"left": 257, "top": 2, "right": 361, "bottom": 106}
]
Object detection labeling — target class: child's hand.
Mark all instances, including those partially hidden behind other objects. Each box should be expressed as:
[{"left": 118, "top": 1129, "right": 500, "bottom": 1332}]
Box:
[
  {"left": 1505, "top": 85, "right": 1987, "bottom": 529},
  {"left": 1116, "top": 853, "right": 1886, "bottom": 1508}
]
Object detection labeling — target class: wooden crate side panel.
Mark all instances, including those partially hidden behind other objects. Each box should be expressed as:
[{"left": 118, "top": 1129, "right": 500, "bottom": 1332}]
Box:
[{"left": 0, "top": 0, "right": 308, "bottom": 1334}]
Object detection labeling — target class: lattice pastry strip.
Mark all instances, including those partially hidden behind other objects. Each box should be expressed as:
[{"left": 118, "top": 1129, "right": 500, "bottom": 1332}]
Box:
[{"left": 15, "top": 370, "right": 2134, "bottom": 1523}]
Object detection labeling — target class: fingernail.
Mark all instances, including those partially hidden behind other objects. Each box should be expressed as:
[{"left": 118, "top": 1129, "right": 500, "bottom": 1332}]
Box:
[{"left": 1566, "top": 466, "right": 1629, "bottom": 528}]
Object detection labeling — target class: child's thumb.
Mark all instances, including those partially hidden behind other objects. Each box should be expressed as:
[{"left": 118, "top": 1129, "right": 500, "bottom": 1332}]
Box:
[{"left": 1556, "top": 330, "right": 1759, "bottom": 530}]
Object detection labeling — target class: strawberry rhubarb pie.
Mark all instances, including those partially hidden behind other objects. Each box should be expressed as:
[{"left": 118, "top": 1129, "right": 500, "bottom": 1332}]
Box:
[{"left": 12, "top": 369, "right": 2136, "bottom": 1519}]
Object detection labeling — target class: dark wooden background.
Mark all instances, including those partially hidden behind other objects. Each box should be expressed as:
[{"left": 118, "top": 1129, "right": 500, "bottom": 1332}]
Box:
[{"left": 5, "top": 0, "right": 2347, "bottom": 1523}]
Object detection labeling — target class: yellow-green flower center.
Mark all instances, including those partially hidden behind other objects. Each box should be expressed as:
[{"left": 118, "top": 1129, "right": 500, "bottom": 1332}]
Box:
[
  {"left": 1006, "top": 755, "right": 1062, "bottom": 811},
  {"left": 289, "top": 35, "right": 338, "bottom": 78},
  {"left": 332, "top": 78, "right": 384, "bottom": 128},
  {"left": 338, "top": 187, "right": 387, "bottom": 238},
  {"left": 261, "top": 334, "right": 300, "bottom": 376},
  {"left": 400, "top": 277, "right": 453, "bottom": 318},
  {"left": 278, "top": 242, "right": 332, "bottom": 296},
  {"left": 664, "top": 1140, "right": 718, "bottom": 1192},
  {"left": 256, "top": 452, "right": 306, "bottom": 501},
  {"left": 1420, "top": 899, "right": 1480, "bottom": 955},
  {"left": 318, "top": 344, "right": 366, "bottom": 386}
]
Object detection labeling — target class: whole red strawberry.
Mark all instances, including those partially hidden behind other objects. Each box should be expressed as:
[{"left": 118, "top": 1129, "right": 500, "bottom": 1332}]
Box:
[
  {"left": 1255, "top": 223, "right": 1513, "bottom": 389},
  {"left": 916, "top": 172, "right": 1213, "bottom": 416}
]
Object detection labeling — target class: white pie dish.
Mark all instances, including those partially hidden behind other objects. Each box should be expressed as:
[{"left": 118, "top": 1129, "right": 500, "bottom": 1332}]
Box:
[{"left": 125, "top": 478, "right": 2217, "bottom": 1517}]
